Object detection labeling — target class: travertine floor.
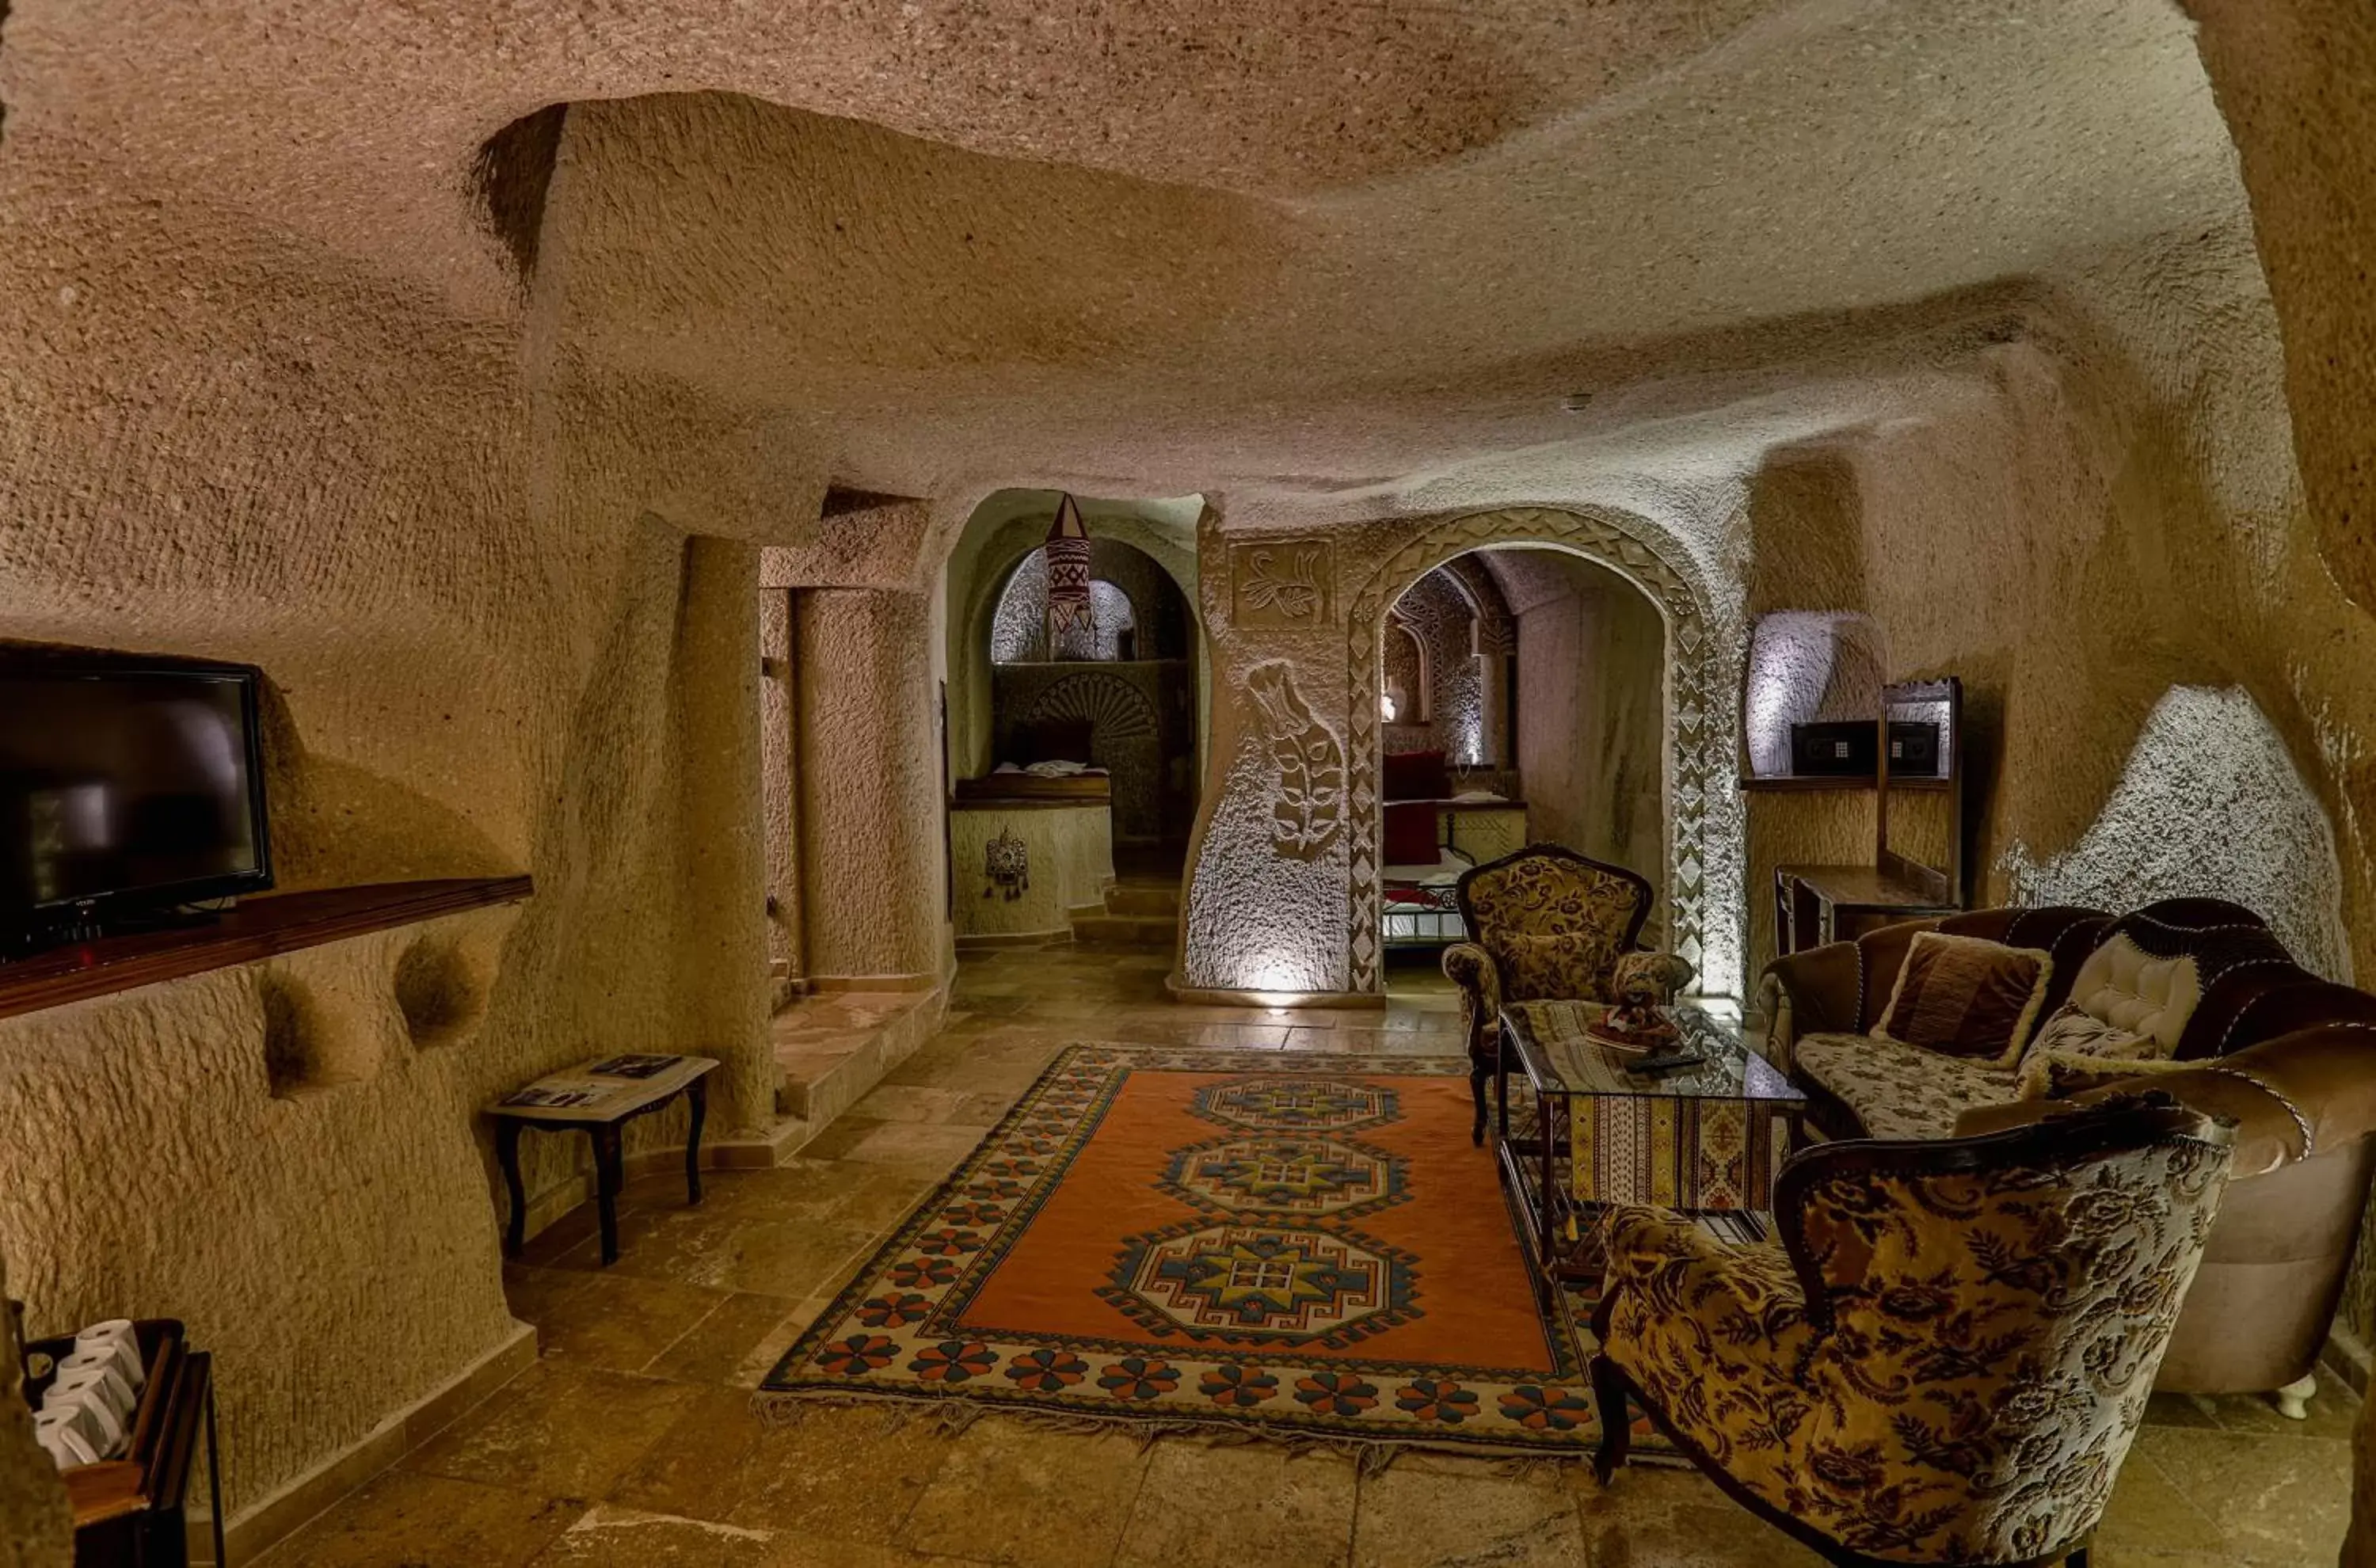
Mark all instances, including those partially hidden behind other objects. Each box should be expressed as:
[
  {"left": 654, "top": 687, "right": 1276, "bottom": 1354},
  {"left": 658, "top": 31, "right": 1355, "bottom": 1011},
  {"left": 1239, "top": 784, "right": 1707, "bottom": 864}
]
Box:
[{"left": 255, "top": 948, "right": 2355, "bottom": 1567}]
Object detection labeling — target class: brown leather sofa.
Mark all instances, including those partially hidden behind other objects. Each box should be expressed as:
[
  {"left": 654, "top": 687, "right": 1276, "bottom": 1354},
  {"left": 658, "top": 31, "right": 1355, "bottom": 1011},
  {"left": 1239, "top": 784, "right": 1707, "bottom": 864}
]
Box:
[{"left": 1761, "top": 898, "right": 2376, "bottom": 1411}]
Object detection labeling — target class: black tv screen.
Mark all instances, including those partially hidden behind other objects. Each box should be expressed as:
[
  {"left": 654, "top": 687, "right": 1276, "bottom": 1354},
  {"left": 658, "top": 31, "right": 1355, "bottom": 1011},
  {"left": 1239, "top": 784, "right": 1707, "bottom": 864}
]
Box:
[{"left": 0, "top": 661, "right": 272, "bottom": 920}]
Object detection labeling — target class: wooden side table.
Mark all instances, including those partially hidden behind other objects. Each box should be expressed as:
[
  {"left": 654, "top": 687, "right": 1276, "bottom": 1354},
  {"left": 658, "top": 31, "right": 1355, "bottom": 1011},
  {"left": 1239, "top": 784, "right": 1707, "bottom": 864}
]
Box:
[
  {"left": 1773, "top": 864, "right": 1959, "bottom": 957},
  {"left": 489, "top": 1054, "right": 718, "bottom": 1266}
]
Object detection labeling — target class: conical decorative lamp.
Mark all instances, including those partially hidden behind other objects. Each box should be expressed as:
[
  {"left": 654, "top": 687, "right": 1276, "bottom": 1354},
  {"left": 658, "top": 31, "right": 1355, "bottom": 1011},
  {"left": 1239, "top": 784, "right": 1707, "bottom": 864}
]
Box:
[{"left": 1043, "top": 493, "right": 1095, "bottom": 660}]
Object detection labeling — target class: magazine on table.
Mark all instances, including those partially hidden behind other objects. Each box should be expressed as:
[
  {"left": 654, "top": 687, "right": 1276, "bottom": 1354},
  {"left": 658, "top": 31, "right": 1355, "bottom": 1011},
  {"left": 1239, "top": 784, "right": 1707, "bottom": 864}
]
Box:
[
  {"left": 585, "top": 1053, "right": 682, "bottom": 1080},
  {"left": 499, "top": 1054, "right": 687, "bottom": 1112}
]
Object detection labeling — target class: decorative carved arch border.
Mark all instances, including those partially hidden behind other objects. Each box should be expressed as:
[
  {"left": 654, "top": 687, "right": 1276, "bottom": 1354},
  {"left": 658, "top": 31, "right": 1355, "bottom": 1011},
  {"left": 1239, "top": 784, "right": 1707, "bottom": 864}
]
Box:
[{"left": 1344, "top": 506, "right": 1741, "bottom": 996}]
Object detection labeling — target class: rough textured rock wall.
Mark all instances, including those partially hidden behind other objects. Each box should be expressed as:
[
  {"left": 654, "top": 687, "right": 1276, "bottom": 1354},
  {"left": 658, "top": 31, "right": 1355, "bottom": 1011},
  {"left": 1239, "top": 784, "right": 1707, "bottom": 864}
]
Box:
[
  {"left": 796, "top": 589, "right": 946, "bottom": 980},
  {"left": 1513, "top": 556, "right": 1666, "bottom": 910},
  {"left": 0, "top": 135, "right": 786, "bottom": 1525}
]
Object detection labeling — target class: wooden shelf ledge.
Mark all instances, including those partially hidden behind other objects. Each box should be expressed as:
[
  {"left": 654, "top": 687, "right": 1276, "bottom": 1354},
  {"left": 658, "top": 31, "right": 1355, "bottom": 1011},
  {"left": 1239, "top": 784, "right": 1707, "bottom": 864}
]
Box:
[{"left": 0, "top": 877, "right": 532, "bottom": 1022}]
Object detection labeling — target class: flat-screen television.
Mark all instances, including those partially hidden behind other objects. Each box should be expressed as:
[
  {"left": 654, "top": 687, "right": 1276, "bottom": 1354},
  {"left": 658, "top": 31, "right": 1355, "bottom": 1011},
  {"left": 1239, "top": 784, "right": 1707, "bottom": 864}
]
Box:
[{"left": 0, "top": 659, "right": 272, "bottom": 928}]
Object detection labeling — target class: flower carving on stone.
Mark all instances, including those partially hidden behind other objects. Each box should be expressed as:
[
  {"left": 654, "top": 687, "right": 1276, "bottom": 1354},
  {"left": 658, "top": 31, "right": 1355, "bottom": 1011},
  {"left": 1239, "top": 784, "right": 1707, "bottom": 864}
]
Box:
[
  {"left": 1245, "top": 660, "right": 1345, "bottom": 861},
  {"left": 1232, "top": 539, "right": 1333, "bottom": 627}
]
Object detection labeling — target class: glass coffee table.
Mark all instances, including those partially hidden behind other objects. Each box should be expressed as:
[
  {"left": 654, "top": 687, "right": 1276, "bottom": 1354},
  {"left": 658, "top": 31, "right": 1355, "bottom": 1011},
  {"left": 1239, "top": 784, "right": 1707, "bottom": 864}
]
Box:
[{"left": 1493, "top": 1000, "right": 1806, "bottom": 1285}]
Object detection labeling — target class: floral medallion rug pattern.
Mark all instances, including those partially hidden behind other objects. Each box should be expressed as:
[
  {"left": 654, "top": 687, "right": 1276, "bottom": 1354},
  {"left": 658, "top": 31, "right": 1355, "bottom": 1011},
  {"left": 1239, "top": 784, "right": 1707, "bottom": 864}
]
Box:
[{"left": 760, "top": 1045, "right": 1644, "bottom": 1458}]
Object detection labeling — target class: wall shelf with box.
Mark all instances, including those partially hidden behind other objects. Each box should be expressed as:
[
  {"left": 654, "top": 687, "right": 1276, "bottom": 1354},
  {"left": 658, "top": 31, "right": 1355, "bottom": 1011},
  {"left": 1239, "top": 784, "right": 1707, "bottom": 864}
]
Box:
[{"left": 1768, "top": 678, "right": 1968, "bottom": 955}]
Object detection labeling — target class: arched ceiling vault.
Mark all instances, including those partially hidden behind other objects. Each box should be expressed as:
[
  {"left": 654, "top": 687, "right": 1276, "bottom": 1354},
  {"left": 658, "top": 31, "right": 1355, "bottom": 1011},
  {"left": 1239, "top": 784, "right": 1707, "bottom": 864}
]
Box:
[{"left": 1, "top": 0, "right": 2259, "bottom": 523}]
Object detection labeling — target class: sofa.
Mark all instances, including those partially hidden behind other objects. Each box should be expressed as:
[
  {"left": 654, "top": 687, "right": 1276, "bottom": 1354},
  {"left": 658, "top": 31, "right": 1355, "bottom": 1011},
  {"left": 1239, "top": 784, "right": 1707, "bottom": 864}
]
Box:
[{"left": 1761, "top": 897, "right": 2376, "bottom": 1410}]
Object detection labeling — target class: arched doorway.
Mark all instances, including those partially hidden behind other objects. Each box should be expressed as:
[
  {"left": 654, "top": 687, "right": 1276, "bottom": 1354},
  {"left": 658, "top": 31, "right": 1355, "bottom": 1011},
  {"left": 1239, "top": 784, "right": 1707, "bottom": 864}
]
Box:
[
  {"left": 1369, "top": 548, "right": 1666, "bottom": 986},
  {"left": 1346, "top": 507, "right": 1743, "bottom": 999},
  {"left": 987, "top": 535, "right": 1201, "bottom": 859}
]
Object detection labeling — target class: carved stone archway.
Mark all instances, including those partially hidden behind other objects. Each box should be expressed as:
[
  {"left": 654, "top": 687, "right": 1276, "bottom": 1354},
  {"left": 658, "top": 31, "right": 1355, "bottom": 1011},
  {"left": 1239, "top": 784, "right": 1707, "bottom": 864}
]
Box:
[{"left": 1345, "top": 507, "right": 1742, "bottom": 997}]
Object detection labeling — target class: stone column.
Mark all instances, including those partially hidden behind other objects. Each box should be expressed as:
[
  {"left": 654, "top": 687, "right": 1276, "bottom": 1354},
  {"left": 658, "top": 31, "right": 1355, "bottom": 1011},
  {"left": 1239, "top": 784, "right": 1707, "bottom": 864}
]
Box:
[
  {"left": 795, "top": 588, "right": 946, "bottom": 982},
  {"left": 674, "top": 535, "right": 773, "bottom": 1130},
  {"left": 758, "top": 588, "right": 802, "bottom": 1004}
]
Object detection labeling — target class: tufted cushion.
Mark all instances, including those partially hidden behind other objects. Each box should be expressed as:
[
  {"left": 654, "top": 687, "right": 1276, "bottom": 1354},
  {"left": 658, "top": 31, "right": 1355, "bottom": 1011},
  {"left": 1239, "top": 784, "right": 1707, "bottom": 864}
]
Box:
[
  {"left": 1874, "top": 931, "right": 2054, "bottom": 1064},
  {"left": 1491, "top": 931, "right": 1624, "bottom": 1004},
  {"left": 1795, "top": 1032, "right": 2023, "bottom": 1141},
  {"left": 2064, "top": 933, "right": 2202, "bottom": 1055}
]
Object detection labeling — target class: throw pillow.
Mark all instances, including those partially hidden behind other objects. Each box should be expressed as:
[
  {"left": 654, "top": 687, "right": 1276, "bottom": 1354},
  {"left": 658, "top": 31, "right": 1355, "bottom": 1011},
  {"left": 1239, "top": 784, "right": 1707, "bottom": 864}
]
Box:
[
  {"left": 2020, "top": 1050, "right": 2199, "bottom": 1102},
  {"left": 2063, "top": 932, "right": 2203, "bottom": 1058},
  {"left": 1875, "top": 931, "right": 2054, "bottom": 1064},
  {"left": 1382, "top": 802, "right": 1441, "bottom": 866},
  {"left": 1382, "top": 748, "right": 1450, "bottom": 802},
  {"left": 2014, "top": 999, "right": 2174, "bottom": 1100}
]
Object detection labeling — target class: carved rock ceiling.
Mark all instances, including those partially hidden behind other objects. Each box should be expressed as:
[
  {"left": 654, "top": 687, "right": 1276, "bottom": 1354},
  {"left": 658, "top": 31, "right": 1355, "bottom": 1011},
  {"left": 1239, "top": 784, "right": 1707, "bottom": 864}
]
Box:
[{"left": 0, "top": 0, "right": 2245, "bottom": 524}]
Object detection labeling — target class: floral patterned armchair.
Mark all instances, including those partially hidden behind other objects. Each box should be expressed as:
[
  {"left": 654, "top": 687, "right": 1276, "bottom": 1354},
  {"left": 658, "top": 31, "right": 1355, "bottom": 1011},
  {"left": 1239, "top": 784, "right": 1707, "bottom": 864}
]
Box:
[
  {"left": 1590, "top": 1093, "right": 2235, "bottom": 1568},
  {"left": 1441, "top": 843, "right": 1653, "bottom": 1142}
]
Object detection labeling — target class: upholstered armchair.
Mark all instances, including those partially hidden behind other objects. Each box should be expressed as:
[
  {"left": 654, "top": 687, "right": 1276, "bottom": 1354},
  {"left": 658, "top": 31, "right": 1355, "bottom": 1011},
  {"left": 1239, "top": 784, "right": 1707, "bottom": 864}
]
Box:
[
  {"left": 1440, "top": 843, "right": 1653, "bottom": 1143},
  {"left": 1592, "top": 1094, "right": 2236, "bottom": 1568}
]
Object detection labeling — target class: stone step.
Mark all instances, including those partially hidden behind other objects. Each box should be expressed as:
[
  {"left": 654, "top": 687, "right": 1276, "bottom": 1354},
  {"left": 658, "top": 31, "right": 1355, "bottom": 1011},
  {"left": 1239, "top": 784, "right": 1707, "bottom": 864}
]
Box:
[
  {"left": 1102, "top": 883, "right": 1180, "bottom": 917},
  {"left": 772, "top": 988, "right": 946, "bottom": 1126},
  {"left": 1070, "top": 912, "right": 1178, "bottom": 948}
]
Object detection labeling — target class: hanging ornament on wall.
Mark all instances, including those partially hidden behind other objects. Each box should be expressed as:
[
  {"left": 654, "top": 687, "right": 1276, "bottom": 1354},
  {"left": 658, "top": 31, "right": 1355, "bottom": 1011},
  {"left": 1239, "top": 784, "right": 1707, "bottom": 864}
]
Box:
[
  {"left": 984, "top": 825, "right": 1030, "bottom": 901},
  {"left": 1043, "top": 493, "right": 1096, "bottom": 661}
]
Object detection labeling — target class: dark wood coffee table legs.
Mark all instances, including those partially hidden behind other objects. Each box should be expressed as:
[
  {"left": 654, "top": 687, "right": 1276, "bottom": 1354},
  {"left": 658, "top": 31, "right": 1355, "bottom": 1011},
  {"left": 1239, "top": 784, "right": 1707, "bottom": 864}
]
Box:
[
  {"left": 591, "top": 1122, "right": 624, "bottom": 1265},
  {"left": 496, "top": 1078, "right": 710, "bottom": 1266},
  {"left": 497, "top": 1118, "right": 528, "bottom": 1258},
  {"left": 685, "top": 1075, "right": 708, "bottom": 1205}
]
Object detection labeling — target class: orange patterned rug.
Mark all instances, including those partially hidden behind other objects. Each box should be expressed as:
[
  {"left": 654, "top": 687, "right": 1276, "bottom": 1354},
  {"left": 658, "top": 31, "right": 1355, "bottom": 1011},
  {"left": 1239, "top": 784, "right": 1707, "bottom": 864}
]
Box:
[{"left": 760, "top": 1045, "right": 1633, "bottom": 1458}]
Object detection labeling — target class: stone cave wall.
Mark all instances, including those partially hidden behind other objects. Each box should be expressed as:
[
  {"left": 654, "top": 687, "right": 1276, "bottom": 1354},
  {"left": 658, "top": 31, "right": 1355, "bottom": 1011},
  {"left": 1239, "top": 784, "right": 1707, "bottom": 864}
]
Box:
[
  {"left": 0, "top": 102, "right": 925, "bottom": 1526},
  {"left": 1733, "top": 226, "right": 2376, "bottom": 1328},
  {"left": 1511, "top": 556, "right": 1667, "bottom": 925}
]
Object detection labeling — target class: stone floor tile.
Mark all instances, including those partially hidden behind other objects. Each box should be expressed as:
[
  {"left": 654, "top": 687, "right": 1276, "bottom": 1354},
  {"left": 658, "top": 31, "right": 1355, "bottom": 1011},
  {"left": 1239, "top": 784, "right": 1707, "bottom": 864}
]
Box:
[
  {"left": 405, "top": 1361, "right": 700, "bottom": 1498},
  {"left": 249, "top": 1471, "right": 584, "bottom": 1568},
  {"left": 837, "top": 1120, "right": 992, "bottom": 1176},
  {"left": 503, "top": 1262, "right": 599, "bottom": 1329},
  {"left": 765, "top": 1541, "right": 997, "bottom": 1568},
  {"left": 528, "top": 1505, "right": 780, "bottom": 1568},
  {"left": 650, "top": 1215, "right": 885, "bottom": 1297},
  {"left": 715, "top": 1402, "right": 963, "bottom": 1542},
  {"left": 2129, "top": 1425, "right": 2352, "bottom": 1561},
  {"left": 605, "top": 1385, "right": 771, "bottom": 1520},
  {"left": 2140, "top": 1391, "right": 2222, "bottom": 1430},
  {"left": 530, "top": 1273, "right": 740, "bottom": 1375},
  {"left": 860, "top": 1084, "right": 982, "bottom": 1125},
  {"left": 1571, "top": 1467, "right": 1826, "bottom": 1566},
  {"left": 733, "top": 1296, "right": 839, "bottom": 1387},
  {"left": 2184, "top": 1366, "right": 2360, "bottom": 1440},
  {"left": 1350, "top": 1463, "right": 1582, "bottom": 1568},
  {"left": 2092, "top": 1438, "right": 2226, "bottom": 1556},
  {"left": 800, "top": 1114, "right": 893, "bottom": 1159},
  {"left": 1114, "top": 1442, "right": 1357, "bottom": 1568},
  {"left": 643, "top": 1290, "right": 806, "bottom": 1384},
  {"left": 896, "top": 1421, "right": 1152, "bottom": 1566}
]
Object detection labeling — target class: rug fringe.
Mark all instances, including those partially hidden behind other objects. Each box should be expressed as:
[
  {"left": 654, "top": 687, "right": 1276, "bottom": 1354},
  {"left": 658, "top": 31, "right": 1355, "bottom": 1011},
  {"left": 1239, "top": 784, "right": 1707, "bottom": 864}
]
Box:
[{"left": 747, "top": 1387, "right": 1675, "bottom": 1472}]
